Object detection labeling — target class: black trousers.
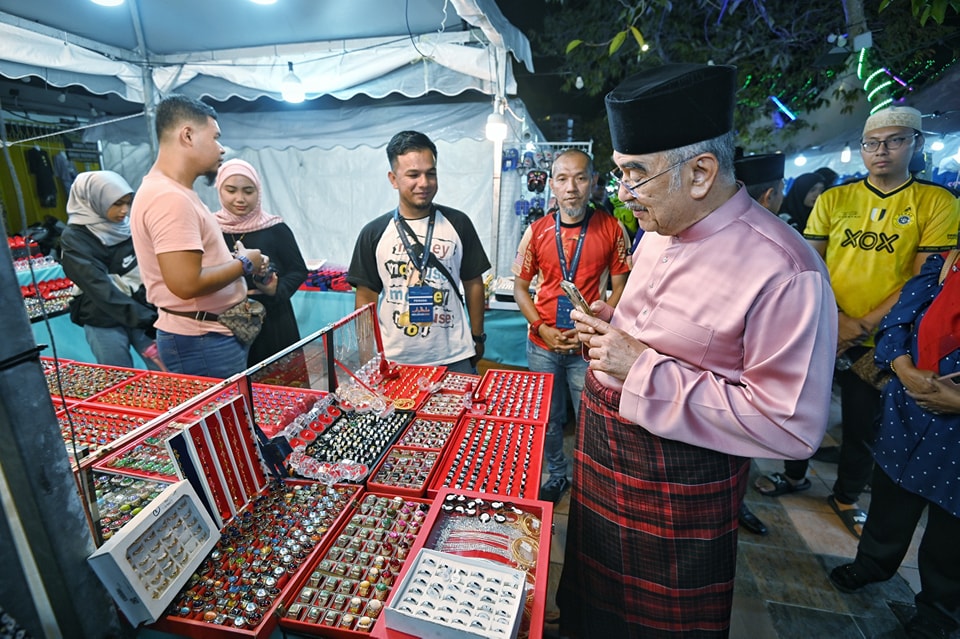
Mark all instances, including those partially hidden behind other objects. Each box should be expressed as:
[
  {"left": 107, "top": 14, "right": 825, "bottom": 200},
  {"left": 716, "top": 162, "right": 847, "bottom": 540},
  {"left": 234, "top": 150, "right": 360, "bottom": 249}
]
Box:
[
  {"left": 855, "top": 466, "right": 960, "bottom": 632},
  {"left": 784, "top": 364, "right": 880, "bottom": 503}
]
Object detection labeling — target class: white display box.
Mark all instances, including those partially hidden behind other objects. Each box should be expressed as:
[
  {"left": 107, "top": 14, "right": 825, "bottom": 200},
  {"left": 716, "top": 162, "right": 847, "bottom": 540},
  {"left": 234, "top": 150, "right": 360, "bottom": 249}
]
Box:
[
  {"left": 87, "top": 480, "right": 220, "bottom": 626},
  {"left": 384, "top": 548, "right": 525, "bottom": 639}
]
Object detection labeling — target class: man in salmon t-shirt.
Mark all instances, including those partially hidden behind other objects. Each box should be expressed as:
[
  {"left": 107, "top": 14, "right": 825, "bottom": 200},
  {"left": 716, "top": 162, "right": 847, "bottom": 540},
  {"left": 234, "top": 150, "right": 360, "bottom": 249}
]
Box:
[{"left": 131, "top": 95, "right": 267, "bottom": 378}]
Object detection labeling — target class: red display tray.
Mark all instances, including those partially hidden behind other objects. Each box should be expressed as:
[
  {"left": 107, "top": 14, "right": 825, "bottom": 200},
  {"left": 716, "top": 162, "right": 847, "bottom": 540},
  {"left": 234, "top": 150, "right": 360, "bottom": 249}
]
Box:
[
  {"left": 394, "top": 416, "right": 458, "bottom": 450},
  {"left": 56, "top": 404, "right": 156, "bottom": 460},
  {"left": 415, "top": 393, "right": 467, "bottom": 421},
  {"left": 437, "top": 371, "right": 480, "bottom": 394},
  {"left": 250, "top": 383, "right": 328, "bottom": 438},
  {"left": 40, "top": 355, "right": 72, "bottom": 371},
  {"left": 427, "top": 416, "right": 544, "bottom": 500},
  {"left": 84, "top": 371, "right": 220, "bottom": 413},
  {"left": 278, "top": 492, "right": 431, "bottom": 638},
  {"left": 366, "top": 446, "right": 442, "bottom": 497},
  {"left": 149, "top": 481, "right": 362, "bottom": 639},
  {"left": 92, "top": 420, "right": 185, "bottom": 483},
  {"left": 44, "top": 361, "right": 141, "bottom": 400},
  {"left": 378, "top": 364, "right": 445, "bottom": 412},
  {"left": 468, "top": 369, "right": 554, "bottom": 426},
  {"left": 371, "top": 487, "right": 553, "bottom": 639}
]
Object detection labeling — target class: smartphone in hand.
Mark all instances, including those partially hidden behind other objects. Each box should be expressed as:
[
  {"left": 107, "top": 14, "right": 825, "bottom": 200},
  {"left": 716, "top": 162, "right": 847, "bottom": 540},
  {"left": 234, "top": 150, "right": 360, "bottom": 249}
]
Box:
[{"left": 560, "top": 280, "right": 594, "bottom": 317}]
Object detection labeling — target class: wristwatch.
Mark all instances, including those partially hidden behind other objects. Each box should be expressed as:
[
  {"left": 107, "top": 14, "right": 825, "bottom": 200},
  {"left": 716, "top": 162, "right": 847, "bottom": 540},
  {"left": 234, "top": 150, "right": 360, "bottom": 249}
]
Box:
[
  {"left": 236, "top": 254, "right": 254, "bottom": 276},
  {"left": 472, "top": 333, "right": 487, "bottom": 344}
]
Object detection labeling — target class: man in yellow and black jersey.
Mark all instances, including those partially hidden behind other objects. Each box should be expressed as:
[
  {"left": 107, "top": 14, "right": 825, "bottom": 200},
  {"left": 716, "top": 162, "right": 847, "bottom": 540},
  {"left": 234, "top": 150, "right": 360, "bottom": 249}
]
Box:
[{"left": 755, "top": 106, "right": 960, "bottom": 539}]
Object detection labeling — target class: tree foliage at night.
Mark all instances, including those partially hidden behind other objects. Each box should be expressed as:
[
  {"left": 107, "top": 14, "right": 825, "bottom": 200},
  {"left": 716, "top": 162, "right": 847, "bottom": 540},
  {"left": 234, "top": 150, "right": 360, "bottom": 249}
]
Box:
[{"left": 537, "top": 0, "right": 959, "bottom": 157}]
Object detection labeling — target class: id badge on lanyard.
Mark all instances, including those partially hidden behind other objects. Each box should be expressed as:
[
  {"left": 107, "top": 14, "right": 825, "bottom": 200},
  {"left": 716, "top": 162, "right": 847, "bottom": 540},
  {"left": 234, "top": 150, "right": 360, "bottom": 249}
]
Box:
[
  {"left": 555, "top": 211, "right": 590, "bottom": 330},
  {"left": 555, "top": 295, "right": 575, "bottom": 329},
  {"left": 408, "top": 285, "right": 435, "bottom": 324},
  {"left": 395, "top": 208, "right": 438, "bottom": 324}
]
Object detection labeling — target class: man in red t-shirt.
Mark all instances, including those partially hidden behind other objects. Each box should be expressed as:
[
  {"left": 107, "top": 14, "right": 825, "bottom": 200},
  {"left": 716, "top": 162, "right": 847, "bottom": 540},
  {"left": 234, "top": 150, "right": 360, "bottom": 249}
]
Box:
[{"left": 512, "top": 149, "right": 631, "bottom": 502}]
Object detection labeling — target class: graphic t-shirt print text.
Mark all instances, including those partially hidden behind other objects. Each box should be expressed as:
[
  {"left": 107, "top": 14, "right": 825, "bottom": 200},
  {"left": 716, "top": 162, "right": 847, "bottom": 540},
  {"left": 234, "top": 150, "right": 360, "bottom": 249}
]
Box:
[{"left": 385, "top": 236, "right": 459, "bottom": 338}]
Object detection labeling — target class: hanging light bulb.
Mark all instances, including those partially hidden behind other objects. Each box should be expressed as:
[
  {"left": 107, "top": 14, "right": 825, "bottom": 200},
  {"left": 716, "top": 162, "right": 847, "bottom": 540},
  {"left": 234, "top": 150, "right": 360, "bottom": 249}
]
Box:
[
  {"left": 794, "top": 154, "right": 807, "bottom": 167},
  {"left": 840, "top": 143, "right": 852, "bottom": 163},
  {"left": 574, "top": 76, "right": 584, "bottom": 90},
  {"left": 931, "top": 139, "right": 945, "bottom": 152},
  {"left": 485, "top": 111, "right": 507, "bottom": 142},
  {"left": 281, "top": 61, "right": 305, "bottom": 103}
]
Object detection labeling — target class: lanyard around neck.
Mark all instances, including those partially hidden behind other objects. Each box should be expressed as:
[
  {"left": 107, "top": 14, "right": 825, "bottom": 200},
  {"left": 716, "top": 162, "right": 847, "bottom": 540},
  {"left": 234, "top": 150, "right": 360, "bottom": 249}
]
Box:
[
  {"left": 393, "top": 208, "right": 436, "bottom": 284},
  {"left": 554, "top": 210, "right": 591, "bottom": 281}
]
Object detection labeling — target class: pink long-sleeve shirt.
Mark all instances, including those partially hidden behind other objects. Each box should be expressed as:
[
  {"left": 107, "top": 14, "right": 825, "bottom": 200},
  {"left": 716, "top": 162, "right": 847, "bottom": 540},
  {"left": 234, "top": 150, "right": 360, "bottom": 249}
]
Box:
[{"left": 596, "top": 187, "right": 838, "bottom": 460}]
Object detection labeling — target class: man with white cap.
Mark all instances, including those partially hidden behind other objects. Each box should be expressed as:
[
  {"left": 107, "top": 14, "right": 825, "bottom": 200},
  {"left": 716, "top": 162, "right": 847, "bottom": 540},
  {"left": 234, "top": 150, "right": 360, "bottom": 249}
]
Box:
[
  {"left": 756, "top": 106, "right": 960, "bottom": 539},
  {"left": 557, "top": 63, "right": 837, "bottom": 637}
]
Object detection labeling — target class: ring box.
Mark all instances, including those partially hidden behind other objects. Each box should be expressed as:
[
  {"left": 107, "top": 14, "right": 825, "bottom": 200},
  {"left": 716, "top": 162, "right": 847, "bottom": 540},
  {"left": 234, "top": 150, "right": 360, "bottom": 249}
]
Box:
[
  {"left": 87, "top": 480, "right": 219, "bottom": 627},
  {"left": 374, "top": 487, "right": 553, "bottom": 639},
  {"left": 383, "top": 548, "right": 526, "bottom": 639}
]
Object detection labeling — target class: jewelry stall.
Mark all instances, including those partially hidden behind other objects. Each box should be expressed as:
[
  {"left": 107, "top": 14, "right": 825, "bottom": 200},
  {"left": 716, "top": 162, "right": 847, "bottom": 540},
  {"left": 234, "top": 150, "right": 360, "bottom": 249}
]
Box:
[{"left": 48, "top": 304, "right": 552, "bottom": 639}]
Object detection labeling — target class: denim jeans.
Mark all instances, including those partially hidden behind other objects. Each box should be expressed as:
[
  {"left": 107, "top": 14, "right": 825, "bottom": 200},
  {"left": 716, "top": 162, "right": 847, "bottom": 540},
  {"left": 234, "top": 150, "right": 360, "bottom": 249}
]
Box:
[
  {"left": 444, "top": 358, "right": 478, "bottom": 375},
  {"left": 84, "top": 325, "right": 161, "bottom": 370},
  {"left": 526, "top": 339, "right": 587, "bottom": 480},
  {"left": 156, "top": 330, "right": 249, "bottom": 379}
]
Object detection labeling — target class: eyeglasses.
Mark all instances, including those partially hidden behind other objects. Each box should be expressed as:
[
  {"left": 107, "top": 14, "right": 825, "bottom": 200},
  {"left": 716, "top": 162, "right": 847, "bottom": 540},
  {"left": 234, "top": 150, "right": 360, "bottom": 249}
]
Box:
[
  {"left": 612, "top": 156, "right": 695, "bottom": 199},
  {"left": 860, "top": 133, "right": 919, "bottom": 153}
]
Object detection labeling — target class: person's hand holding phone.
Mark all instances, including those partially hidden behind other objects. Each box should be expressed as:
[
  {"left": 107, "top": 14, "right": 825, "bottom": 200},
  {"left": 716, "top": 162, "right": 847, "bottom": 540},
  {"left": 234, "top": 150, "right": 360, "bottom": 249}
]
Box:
[{"left": 560, "top": 280, "right": 594, "bottom": 316}]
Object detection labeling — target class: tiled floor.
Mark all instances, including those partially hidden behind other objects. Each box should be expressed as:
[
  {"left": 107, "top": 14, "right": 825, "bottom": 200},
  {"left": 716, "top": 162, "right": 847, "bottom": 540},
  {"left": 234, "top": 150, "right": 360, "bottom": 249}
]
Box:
[{"left": 540, "top": 388, "right": 929, "bottom": 639}]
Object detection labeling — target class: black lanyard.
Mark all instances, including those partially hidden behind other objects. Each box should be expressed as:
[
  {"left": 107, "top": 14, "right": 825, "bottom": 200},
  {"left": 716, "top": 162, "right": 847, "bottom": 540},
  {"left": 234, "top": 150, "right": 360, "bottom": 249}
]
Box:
[
  {"left": 393, "top": 208, "right": 436, "bottom": 285},
  {"left": 555, "top": 210, "right": 591, "bottom": 281}
]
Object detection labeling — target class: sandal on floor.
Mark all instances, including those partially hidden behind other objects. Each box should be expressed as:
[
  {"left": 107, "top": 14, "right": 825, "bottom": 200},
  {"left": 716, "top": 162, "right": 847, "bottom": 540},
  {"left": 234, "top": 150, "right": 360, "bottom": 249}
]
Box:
[
  {"left": 828, "top": 495, "right": 867, "bottom": 538},
  {"left": 829, "top": 562, "right": 881, "bottom": 593},
  {"left": 754, "top": 472, "right": 811, "bottom": 497}
]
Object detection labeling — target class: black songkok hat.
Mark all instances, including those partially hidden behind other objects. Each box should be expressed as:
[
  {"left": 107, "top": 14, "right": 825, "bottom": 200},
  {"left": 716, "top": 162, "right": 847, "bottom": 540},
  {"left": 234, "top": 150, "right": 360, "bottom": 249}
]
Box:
[
  {"left": 734, "top": 153, "right": 785, "bottom": 186},
  {"left": 605, "top": 64, "right": 738, "bottom": 155}
]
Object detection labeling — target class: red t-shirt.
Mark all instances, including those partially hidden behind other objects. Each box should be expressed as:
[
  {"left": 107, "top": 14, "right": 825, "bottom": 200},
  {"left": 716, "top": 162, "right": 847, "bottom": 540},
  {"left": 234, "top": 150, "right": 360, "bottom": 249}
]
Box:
[{"left": 512, "top": 209, "right": 630, "bottom": 350}]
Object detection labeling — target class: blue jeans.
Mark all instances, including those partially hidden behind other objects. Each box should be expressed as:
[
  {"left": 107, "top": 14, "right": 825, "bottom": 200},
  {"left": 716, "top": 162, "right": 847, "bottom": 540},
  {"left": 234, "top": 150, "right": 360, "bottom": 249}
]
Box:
[
  {"left": 526, "top": 339, "right": 587, "bottom": 480},
  {"left": 445, "top": 358, "right": 478, "bottom": 375},
  {"left": 84, "top": 325, "right": 161, "bottom": 370},
  {"left": 156, "top": 330, "right": 249, "bottom": 379}
]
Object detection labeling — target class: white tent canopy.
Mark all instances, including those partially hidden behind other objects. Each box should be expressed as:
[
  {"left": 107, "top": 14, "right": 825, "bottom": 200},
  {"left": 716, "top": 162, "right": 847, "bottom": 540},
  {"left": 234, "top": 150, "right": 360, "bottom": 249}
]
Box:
[
  {"left": 0, "top": 0, "right": 539, "bottom": 274},
  {"left": 0, "top": 0, "right": 532, "bottom": 103}
]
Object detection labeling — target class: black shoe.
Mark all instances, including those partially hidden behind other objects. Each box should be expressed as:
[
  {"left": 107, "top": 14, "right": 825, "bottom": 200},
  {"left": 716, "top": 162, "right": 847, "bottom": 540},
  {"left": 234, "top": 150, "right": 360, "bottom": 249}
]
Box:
[
  {"left": 905, "top": 615, "right": 954, "bottom": 639},
  {"left": 540, "top": 476, "right": 571, "bottom": 503},
  {"left": 829, "top": 562, "right": 883, "bottom": 593},
  {"left": 739, "top": 504, "right": 768, "bottom": 535}
]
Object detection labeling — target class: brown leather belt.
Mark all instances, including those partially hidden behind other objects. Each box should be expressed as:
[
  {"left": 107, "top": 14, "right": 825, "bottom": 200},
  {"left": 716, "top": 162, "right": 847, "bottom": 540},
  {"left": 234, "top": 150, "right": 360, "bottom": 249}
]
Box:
[{"left": 161, "top": 308, "right": 219, "bottom": 322}]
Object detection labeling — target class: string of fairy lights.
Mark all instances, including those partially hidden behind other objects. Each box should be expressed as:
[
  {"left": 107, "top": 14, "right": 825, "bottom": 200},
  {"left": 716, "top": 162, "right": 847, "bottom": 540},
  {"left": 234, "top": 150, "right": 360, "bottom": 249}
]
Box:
[{"left": 857, "top": 48, "right": 958, "bottom": 114}]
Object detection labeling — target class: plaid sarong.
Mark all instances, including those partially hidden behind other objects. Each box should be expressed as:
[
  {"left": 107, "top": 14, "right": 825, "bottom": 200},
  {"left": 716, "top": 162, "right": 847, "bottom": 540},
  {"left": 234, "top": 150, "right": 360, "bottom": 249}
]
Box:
[{"left": 557, "top": 370, "right": 750, "bottom": 638}]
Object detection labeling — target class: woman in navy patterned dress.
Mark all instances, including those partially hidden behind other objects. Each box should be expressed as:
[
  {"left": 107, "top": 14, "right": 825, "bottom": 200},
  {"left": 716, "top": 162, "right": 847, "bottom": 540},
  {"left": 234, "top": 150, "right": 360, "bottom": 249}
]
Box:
[{"left": 829, "top": 249, "right": 960, "bottom": 639}]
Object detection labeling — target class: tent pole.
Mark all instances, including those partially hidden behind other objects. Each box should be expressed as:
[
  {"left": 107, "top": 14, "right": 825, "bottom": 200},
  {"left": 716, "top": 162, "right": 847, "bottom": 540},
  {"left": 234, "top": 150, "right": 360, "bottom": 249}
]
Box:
[
  {"left": 0, "top": 244, "right": 126, "bottom": 639},
  {"left": 127, "top": 0, "right": 159, "bottom": 156},
  {"left": 490, "top": 136, "right": 503, "bottom": 276}
]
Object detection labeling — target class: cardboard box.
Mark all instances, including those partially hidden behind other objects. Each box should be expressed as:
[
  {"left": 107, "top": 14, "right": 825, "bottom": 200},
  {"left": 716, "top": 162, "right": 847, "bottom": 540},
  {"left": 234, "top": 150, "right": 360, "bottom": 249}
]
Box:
[{"left": 87, "top": 480, "right": 220, "bottom": 626}]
